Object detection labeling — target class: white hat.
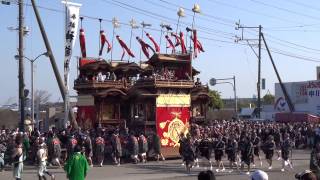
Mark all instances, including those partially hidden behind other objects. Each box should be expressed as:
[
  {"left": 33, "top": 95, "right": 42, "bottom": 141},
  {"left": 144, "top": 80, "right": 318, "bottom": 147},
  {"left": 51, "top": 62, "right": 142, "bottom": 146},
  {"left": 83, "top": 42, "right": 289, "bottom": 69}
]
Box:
[{"left": 251, "top": 170, "right": 268, "bottom": 180}]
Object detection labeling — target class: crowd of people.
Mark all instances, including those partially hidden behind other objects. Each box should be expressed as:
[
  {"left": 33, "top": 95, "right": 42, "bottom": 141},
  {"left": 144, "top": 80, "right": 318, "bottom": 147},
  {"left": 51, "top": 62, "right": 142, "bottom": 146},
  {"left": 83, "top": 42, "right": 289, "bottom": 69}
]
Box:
[
  {"left": 179, "top": 120, "right": 320, "bottom": 178},
  {"left": 0, "top": 126, "right": 165, "bottom": 179},
  {"left": 1, "top": 120, "right": 320, "bottom": 180}
]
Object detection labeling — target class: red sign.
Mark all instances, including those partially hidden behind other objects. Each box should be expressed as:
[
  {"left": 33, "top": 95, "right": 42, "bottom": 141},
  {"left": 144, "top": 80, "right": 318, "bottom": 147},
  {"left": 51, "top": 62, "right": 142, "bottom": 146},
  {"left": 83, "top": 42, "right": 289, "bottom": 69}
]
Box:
[{"left": 156, "top": 107, "right": 190, "bottom": 147}]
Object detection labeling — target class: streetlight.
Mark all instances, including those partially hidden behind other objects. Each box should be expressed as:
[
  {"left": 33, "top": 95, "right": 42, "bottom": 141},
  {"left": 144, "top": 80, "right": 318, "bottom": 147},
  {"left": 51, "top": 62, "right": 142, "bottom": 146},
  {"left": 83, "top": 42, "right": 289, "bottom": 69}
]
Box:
[
  {"left": 15, "top": 52, "right": 49, "bottom": 129},
  {"left": 209, "top": 76, "right": 238, "bottom": 119}
]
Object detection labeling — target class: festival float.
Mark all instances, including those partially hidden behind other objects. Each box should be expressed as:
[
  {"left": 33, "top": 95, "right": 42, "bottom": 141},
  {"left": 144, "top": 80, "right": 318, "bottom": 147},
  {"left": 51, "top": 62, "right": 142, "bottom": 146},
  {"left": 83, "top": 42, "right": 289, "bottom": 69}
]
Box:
[{"left": 73, "top": 4, "right": 210, "bottom": 157}]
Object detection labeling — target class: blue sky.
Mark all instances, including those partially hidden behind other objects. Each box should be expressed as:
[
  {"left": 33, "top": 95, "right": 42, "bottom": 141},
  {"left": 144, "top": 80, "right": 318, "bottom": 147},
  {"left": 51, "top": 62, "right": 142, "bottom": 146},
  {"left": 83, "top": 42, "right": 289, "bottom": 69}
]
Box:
[{"left": 1, "top": 0, "right": 320, "bottom": 104}]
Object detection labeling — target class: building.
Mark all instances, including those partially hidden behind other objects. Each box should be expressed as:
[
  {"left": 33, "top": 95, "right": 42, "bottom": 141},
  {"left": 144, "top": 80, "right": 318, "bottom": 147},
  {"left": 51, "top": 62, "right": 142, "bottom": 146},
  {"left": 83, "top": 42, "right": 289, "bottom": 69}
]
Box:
[
  {"left": 273, "top": 68, "right": 320, "bottom": 122},
  {"left": 275, "top": 80, "right": 320, "bottom": 115}
]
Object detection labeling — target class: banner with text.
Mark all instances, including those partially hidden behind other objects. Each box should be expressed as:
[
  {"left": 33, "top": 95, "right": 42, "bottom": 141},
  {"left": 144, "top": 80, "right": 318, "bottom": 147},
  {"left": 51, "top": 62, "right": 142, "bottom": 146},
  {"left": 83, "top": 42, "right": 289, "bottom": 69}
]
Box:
[{"left": 62, "top": 1, "right": 81, "bottom": 89}]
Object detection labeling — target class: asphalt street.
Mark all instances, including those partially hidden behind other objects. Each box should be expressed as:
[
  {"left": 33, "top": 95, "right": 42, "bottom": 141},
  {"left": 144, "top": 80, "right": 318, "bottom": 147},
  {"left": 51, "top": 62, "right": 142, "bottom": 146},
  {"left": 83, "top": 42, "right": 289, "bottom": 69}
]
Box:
[{"left": 0, "top": 150, "right": 311, "bottom": 180}]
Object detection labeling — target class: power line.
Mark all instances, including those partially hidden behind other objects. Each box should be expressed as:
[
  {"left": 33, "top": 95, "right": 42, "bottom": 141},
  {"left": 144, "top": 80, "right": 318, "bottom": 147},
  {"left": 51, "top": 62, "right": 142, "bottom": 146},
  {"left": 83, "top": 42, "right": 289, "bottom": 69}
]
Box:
[
  {"left": 143, "top": 0, "right": 235, "bottom": 28},
  {"left": 266, "top": 48, "right": 320, "bottom": 63},
  {"left": 102, "top": 0, "right": 237, "bottom": 37},
  {"left": 158, "top": 0, "right": 235, "bottom": 24},
  {"left": 245, "top": 29, "right": 320, "bottom": 53},
  {"left": 264, "top": 29, "right": 320, "bottom": 32},
  {"left": 285, "top": 0, "right": 320, "bottom": 12},
  {"left": 11, "top": 0, "right": 320, "bottom": 64},
  {"left": 206, "top": 0, "right": 306, "bottom": 25},
  {"left": 264, "top": 32, "right": 320, "bottom": 52},
  {"left": 249, "top": 0, "right": 320, "bottom": 21}
]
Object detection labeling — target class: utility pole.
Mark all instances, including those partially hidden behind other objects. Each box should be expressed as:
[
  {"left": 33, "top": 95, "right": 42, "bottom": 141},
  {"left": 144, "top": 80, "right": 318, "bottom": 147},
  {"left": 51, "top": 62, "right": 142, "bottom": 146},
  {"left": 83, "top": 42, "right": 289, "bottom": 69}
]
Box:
[
  {"left": 257, "top": 25, "right": 262, "bottom": 119},
  {"left": 31, "top": 0, "right": 78, "bottom": 129},
  {"left": 261, "top": 33, "right": 295, "bottom": 112},
  {"left": 18, "top": 0, "right": 25, "bottom": 132},
  {"left": 236, "top": 21, "right": 262, "bottom": 118}
]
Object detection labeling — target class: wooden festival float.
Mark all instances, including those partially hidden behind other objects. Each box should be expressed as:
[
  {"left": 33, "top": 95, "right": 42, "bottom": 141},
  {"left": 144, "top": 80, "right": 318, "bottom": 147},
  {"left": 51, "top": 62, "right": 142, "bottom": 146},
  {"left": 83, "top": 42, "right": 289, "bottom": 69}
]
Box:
[{"left": 73, "top": 4, "right": 209, "bottom": 157}]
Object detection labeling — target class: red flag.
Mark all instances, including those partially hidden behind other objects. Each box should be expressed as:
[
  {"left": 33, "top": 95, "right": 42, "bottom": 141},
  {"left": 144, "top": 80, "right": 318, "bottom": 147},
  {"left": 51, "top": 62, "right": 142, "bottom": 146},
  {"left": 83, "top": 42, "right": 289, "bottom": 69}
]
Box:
[
  {"left": 79, "top": 28, "right": 86, "bottom": 58},
  {"left": 136, "top": 36, "right": 155, "bottom": 59},
  {"left": 146, "top": 33, "right": 160, "bottom": 52},
  {"left": 179, "top": 31, "right": 187, "bottom": 54},
  {"left": 193, "top": 30, "right": 198, "bottom": 58},
  {"left": 170, "top": 32, "right": 180, "bottom": 47},
  {"left": 116, "top": 35, "right": 135, "bottom": 60},
  {"left": 99, "top": 30, "right": 112, "bottom": 56},
  {"left": 197, "top": 40, "right": 205, "bottom": 52},
  {"left": 165, "top": 35, "right": 175, "bottom": 54},
  {"left": 191, "top": 35, "right": 204, "bottom": 53}
]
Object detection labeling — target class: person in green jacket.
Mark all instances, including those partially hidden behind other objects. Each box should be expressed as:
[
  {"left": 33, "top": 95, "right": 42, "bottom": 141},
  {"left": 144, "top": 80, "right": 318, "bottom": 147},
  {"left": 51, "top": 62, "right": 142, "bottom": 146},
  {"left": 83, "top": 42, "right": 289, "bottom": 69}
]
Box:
[{"left": 64, "top": 145, "right": 89, "bottom": 180}]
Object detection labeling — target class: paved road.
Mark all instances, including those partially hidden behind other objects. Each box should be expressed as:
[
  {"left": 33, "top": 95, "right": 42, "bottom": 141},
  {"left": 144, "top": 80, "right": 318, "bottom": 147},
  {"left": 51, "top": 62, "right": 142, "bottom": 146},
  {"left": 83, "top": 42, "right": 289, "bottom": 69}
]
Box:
[{"left": 0, "top": 150, "right": 311, "bottom": 180}]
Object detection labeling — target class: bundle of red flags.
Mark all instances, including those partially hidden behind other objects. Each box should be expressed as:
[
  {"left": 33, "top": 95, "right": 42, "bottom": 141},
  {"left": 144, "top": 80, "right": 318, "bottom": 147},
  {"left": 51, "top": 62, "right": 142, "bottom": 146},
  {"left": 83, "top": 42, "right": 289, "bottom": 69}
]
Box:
[
  {"left": 192, "top": 30, "right": 204, "bottom": 58},
  {"left": 179, "top": 31, "right": 187, "bottom": 54},
  {"left": 116, "top": 35, "right": 135, "bottom": 60},
  {"left": 79, "top": 28, "right": 86, "bottom": 58},
  {"left": 146, "top": 32, "right": 160, "bottom": 53},
  {"left": 165, "top": 35, "right": 175, "bottom": 53},
  {"left": 99, "top": 30, "right": 112, "bottom": 56},
  {"left": 136, "top": 36, "right": 155, "bottom": 58}
]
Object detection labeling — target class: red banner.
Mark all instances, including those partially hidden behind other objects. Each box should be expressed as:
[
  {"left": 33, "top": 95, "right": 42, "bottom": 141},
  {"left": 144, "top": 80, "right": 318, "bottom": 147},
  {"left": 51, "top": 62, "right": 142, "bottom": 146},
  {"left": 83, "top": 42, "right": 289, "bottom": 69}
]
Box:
[
  {"left": 77, "top": 106, "right": 96, "bottom": 129},
  {"left": 156, "top": 107, "right": 190, "bottom": 147}
]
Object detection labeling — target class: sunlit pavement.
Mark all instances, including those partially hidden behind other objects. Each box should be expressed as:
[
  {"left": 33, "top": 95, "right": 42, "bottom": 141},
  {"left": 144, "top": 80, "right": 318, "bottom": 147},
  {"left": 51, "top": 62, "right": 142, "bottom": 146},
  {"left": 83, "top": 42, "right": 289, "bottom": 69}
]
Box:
[{"left": 0, "top": 149, "right": 310, "bottom": 180}]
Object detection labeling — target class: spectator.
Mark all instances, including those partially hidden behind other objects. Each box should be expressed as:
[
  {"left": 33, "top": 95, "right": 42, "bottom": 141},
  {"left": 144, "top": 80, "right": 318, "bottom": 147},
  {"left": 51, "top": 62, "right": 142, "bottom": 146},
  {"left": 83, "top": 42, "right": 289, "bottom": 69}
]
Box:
[
  {"left": 295, "top": 170, "right": 317, "bottom": 180},
  {"left": 251, "top": 170, "right": 268, "bottom": 180},
  {"left": 64, "top": 145, "right": 89, "bottom": 180},
  {"left": 198, "top": 170, "right": 215, "bottom": 180}
]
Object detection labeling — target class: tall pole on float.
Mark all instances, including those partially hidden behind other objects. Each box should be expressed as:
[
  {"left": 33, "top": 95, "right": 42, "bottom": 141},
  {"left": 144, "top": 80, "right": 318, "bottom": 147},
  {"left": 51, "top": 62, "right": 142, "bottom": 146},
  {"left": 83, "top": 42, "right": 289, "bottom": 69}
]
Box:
[
  {"left": 111, "top": 17, "right": 120, "bottom": 62},
  {"left": 129, "top": 18, "right": 139, "bottom": 62},
  {"left": 190, "top": 4, "right": 200, "bottom": 79}
]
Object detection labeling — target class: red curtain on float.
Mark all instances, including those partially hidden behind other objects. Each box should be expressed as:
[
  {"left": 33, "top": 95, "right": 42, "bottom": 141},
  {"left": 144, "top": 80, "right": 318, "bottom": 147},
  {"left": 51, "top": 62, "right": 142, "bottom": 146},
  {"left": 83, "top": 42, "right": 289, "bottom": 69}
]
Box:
[
  {"left": 156, "top": 107, "right": 190, "bottom": 147},
  {"left": 77, "top": 106, "right": 96, "bottom": 129}
]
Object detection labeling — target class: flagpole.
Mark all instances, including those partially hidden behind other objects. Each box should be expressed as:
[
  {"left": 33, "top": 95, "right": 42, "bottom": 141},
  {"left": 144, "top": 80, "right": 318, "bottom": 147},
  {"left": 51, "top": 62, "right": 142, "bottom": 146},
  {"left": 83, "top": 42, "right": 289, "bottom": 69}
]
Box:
[
  {"left": 111, "top": 17, "right": 119, "bottom": 62},
  {"left": 99, "top": 19, "right": 102, "bottom": 58},
  {"left": 64, "top": 0, "right": 69, "bottom": 129},
  {"left": 129, "top": 18, "right": 138, "bottom": 62},
  {"left": 190, "top": 4, "right": 200, "bottom": 79}
]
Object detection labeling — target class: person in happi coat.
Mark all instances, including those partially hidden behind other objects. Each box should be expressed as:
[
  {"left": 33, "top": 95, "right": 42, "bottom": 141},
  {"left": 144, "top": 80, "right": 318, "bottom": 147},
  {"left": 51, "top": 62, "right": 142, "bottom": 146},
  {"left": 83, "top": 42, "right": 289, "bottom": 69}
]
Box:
[
  {"left": 214, "top": 134, "right": 225, "bottom": 172},
  {"left": 52, "top": 134, "right": 62, "bottom": 167},
  {"left": 225, "top": 134, "right": 239, "bottom": 173},
  {"left": 64, "top": 145, "right": 89, "bottom": 180},
  {"left": 198, "top": 133, "right": 214, "bottom": 169},
  {"left": 263, "top": 135, "right": 275, "bottom": 170},
  {"left": 240, "top": 135, "right": 253, "bottom": 175},
  {"left": 67, "top": 135, "right": 78, "bottom": 160},
  {"left": 152, "top": 133, "right": 165, "bottom": 161},
  {"left": 138, "top": 133, "right": 148, "bottom": 163},
  {"left": 111, "top": 130, "right": 122, "bottom": 166},
  {"left": 182, "top": 134, "right": 195, "bottom": 174},
  {"left": 251, "top": 132, "right": 263, "bottom": 167},
  {"left": 83, "top": 135, "right": 93, "bottom": 167},
  {"left": 281, "top": 133, "right": 293, "bottom": 172},
  {"left": 94, "top": 133, "right": 105, "bottom": 167},
  {"left": 128, "top": 132, "right": 139, "bottom": 164}
]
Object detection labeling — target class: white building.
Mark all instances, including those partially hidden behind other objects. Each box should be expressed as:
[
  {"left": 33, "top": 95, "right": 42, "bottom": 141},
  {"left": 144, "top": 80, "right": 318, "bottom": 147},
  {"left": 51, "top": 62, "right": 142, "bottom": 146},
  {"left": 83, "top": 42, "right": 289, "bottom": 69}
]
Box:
[{"left": 275, "top": 77, "right": 320, "bottom": 117}]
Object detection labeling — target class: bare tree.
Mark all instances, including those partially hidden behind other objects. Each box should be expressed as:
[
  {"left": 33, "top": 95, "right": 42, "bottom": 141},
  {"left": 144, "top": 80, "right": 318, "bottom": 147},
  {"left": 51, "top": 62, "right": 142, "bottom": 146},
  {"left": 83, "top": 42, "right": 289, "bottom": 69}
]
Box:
[{"left": 34, "top": 90, "right": 52, "bottom": 105}]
